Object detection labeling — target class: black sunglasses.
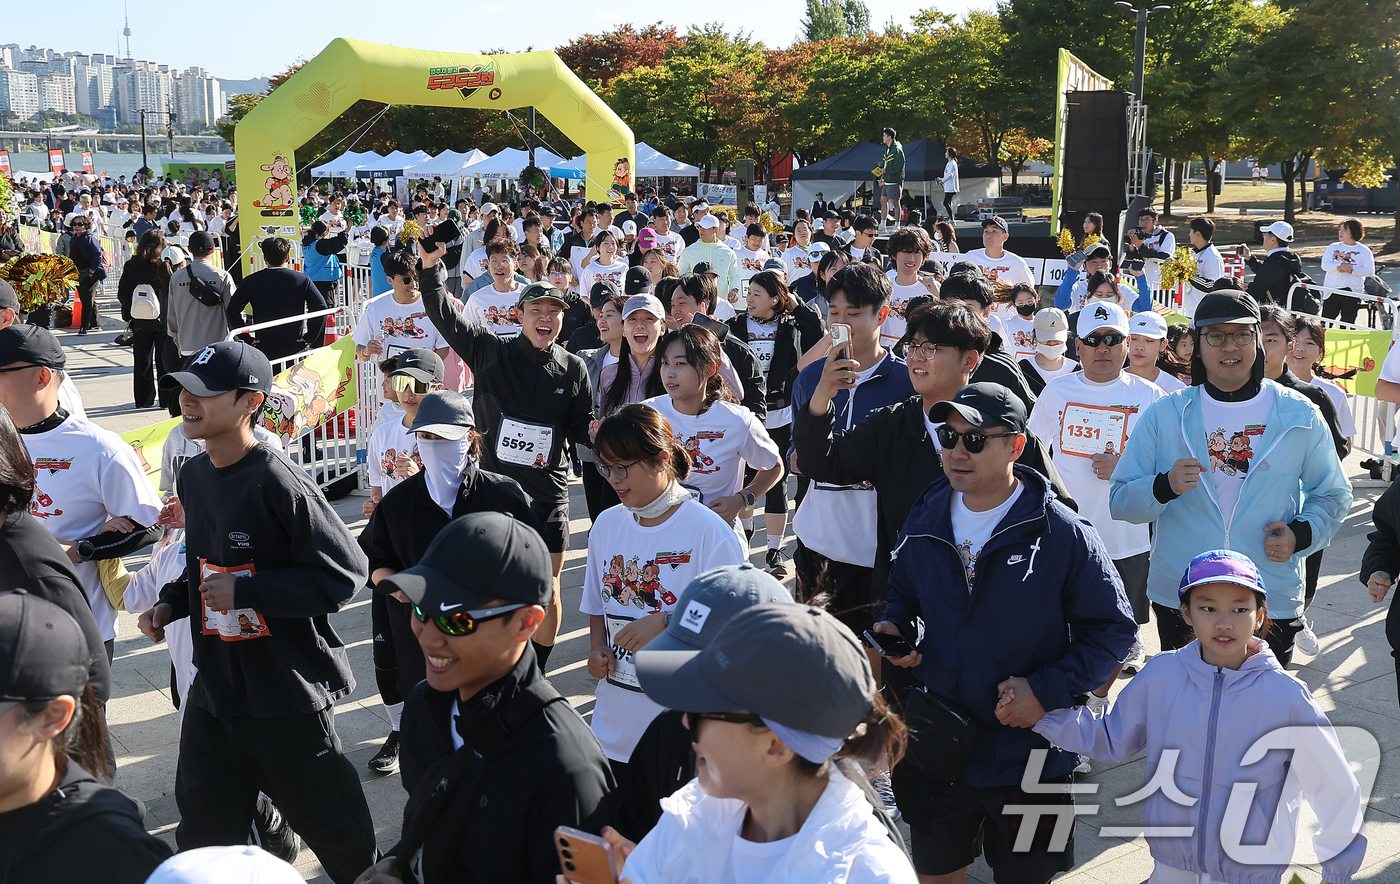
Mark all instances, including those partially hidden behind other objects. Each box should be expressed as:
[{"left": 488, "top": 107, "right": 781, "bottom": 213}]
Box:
[
  {"left": 1080, "top": 332, "right": 1127, "bottom": 348},
  {"left": 936, "top": 425, "right": 1017, "bottom": 454},
  {"left": 411, "top": 602, "right": 527, "bottom": 636},
  {"left": 684, "top": 711, "right": 764, "bottom": 733}
]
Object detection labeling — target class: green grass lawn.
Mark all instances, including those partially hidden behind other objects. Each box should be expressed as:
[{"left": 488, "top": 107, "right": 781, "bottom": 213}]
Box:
[{"left": 1170, "top": 181, "right": 1294, "bottom": 210}]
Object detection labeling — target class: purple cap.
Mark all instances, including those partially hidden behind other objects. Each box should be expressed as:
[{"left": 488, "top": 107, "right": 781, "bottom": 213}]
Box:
[{"left": 1177, "top": 550, "right": 1267, "bottom": 601}]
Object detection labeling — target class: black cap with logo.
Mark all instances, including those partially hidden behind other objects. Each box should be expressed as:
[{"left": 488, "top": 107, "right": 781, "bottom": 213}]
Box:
[
  {"left": 160, "top": 340, "right": 272, "bottom": 396},
  {"left": 381, "top": 511, "right": 552, "bottom": 611},
  {"left": 927, "top": 381, "right": 1028, "bottom": 433},
  {"left": 0, "top": 324, "right": 66, "bottom": 369},
  {"left": 391, "top": 348, "right": 445, "bottom": 384},
  {"left": 624, "top": 265, "right": 653, "bottom": 295}
]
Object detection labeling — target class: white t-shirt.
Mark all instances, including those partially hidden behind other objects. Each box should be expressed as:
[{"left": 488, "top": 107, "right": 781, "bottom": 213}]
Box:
[
  {"left": 961, "top": 248, "right": 1036, "bottom": 289},
  {"left": 1067, "top": 279, "right": 1138, "bottom": 313},
  {"left": 319, "top": 210, "right": 348, "bottom": 234},
  {"left": 643, "top": 397, "right": 780, "bottom": 533},
  {"left": 1000, "top": 313, "right": 1038, "bottom": 361},
  {"left": 1022, "top": 355, "right": 1079, "bottom": 388},
  {"left": 1137, "top": 367, "right": 1186, "bottom": 394},
  {"left": 464, "top": 285, "right": 524, "bottom": 337},
  {"left": 1200, "top": 386, "right": 1275, "bottom": 527},
  {"left": 352, "top": 292, "right": 448, "bottom": 358},
  {"left": 1380, "top": 342, "right": 1400, "bottom": 444},
  {"left": 1320, "top": 241, "right": 1375, "bottom": 294},
  {"left": 580, "top": 499, "right": 747, "bottom": 762},
  {"left": 1310, "top": 376, "right": 1356, "bottom": 437},
  {"left": 725, "top": 826, "right": 798, "bottom": 884},
  {"left": 368, "top": 417, "right": 421, "bottom": 492},
  {"left": 950, "top": 482, "right": 1023, "bottom": 589},
  {"left": 1027, "top": 372, "right": 1164, "bottom": 559},
  {"left": 734, "top": 247, "right": 770, "bottom": 289},
  {"left": 26, "top": 414, "right": 163, "bottom": 640},
  {"left": 781, "top": 245, "right": 816, "bottom": 284},
  {"left": 653, "top": 230, "right": 685, "bottom": 265},
  {"left": 578, "top": 259, "right": 630, "bottom": 300},
  {"left": 460, "top": 246, "right": 490, "bottom": 280},
  {"left": 881, "top": 279, "right": 931, "bottom": 349},
  {"left": 58, "top": 374, "right": 87, "bottom": 421}
]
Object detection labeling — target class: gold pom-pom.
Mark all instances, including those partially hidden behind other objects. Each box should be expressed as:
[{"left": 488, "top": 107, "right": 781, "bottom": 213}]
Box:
[
  {"left": 1057, "top": 228, "right": 1077, "bottom": 255},
  {"left": 1082, "top": 233, "right": 1102, "bottom": 249},
  {"left": 1160, "top": 246, "right": 1199, "bottom": 290},
  {"left": 0, "top": 254, "right": 78, "bottom": 312},
  {"left": 760, "top": 211, "right": 784, "bottom": 236},
  {"left": 398, "top": 219, "right": 423, "bottom": 246}
]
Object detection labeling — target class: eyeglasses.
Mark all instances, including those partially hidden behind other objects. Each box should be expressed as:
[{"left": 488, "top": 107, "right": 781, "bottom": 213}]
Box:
[
  {"left": 684, "top": 711, "right": 765, "bottom": 732},
  {"left": 411, "top": 602, "right": 527, "bottom": 637},
  {"left": 390, "top": 374, "right": 431, "bottom": 394},
  {"left": 1201, "top": 328, "right": 1257, "bottom": 348},
  {"left": 596, "top": 460, "right": 641, "bottom": 480},
  {"left": 905, "top": 341, "right": 948, "bottom": 361},
  {"left": 1079, "top": 332, "right": 1126, "bottom": 348},
  {"left": 936, "top": 425, "right": 1017, "bottom": 454}
]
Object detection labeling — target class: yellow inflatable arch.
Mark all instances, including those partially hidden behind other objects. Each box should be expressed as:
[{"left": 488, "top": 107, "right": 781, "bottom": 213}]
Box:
[{"left": 234, "top": 38, "right": 634, "bottom": 277}]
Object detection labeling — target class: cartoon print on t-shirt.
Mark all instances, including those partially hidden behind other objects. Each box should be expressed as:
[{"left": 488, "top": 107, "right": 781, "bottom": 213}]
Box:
[
  {"left": 1207, "top": 424, "right": 1264, "bottom": 476},
  {"left": 378, "top": 311, "right": 431, "bottom": 339},
  {"left": 1207, "top": 430, "right": 1228, "bottom": 473},
  {"left": 484, "top": 304, "right": 521, "bottom": 328},
  {"left": 601, "top": 553, "right": 680, "bottom": 613},
  {"left": 681, "top": 431, "right": 723, "bottom": 473},
  {"left": 955, "top": 538, "right": 977, "bottom": 586},
  {"left": 380, "top": 446, "right": 422, "bottom": 479},
  {"left": 1225, "top": 432, "right": 1254, "bottom": 474},
  {"left": 1011, "top": 328, "right": 1036, "bottom": 353}
]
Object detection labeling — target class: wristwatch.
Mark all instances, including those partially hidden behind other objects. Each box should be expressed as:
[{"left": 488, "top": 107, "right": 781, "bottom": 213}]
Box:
[
  {"left": 739, "top": 490, "right": 757, "bottom": 508},
  {"left": 76, "top": 539, "right": 95, "bottom": 561}
]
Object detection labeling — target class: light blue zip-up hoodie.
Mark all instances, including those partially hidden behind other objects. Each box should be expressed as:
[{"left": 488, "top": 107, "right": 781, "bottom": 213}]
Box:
[
  {"left": 1034, "top": 641, "right": 1366, "bottom": 884},
  {"left": 1108, "top": 381, "right": 1351, "bottom": 618}
]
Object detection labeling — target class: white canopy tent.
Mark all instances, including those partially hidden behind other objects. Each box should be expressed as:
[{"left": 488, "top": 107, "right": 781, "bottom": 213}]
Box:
[
  {"left": 551, "top": 142, "right": 699, "bottom": 180},
  {"left": 410, "top": 149, "right": 490, "bottom": 177},
  {"left": 310, "top": 150, "right": 383, "bottom": 179},
  {"left": 356, "top": 150, "right": 435, "bottom": 176},
  {"left": 468, "top": 147, "right": 570, "bottom": 180}
]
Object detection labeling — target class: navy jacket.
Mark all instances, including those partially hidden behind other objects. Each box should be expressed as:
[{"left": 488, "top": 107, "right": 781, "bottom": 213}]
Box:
[{"left": 884, "top": 464, "right": 1136, "bottom": 787}]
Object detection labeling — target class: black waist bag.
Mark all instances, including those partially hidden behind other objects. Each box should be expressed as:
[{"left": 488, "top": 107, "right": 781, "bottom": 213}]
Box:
[
  {"left": 186, "top": 269, "right": 223, "bottom": 307},
  {"left": 902, "top": 686, "right": 979, "bottom": 785}
]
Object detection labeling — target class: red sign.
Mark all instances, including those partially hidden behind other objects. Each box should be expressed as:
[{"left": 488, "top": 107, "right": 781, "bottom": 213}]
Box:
[
  {"left": 0, "top": 150, "right": 10, "bottom": 178},
  {"left": 48, "top": 149, "right": 65, "bottom": 175},
  {"left": 81, "top": 151, "right": 94, "bottom": 173}
]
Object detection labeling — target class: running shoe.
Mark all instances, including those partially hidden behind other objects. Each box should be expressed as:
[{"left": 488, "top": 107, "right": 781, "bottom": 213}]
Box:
[
  {"left": 871, "top": 771, "right": 901, "bottom": 821},
  {"left": 1293, "top": 615, "right": 1320, "bottom": 657},
  {"left": 1074, "top": 756, "right": 1092, "bottom": 775},
  {"left": 1121, "top": 640, "right": 1149, "bottom": 676},
  {"left": 368, "top": 730, "right": 401, "bottom": 775},
  {"left": 253, "top": 793, "right": 300, "bottom": 864},
  {"left": 766, "top": 547, "right": 790, "bottom": 580}
]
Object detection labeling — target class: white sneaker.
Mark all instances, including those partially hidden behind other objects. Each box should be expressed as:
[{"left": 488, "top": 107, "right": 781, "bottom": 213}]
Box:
[
  {"left": 1074, "top": 756, "right": 1092, "bottom": 775},
  {"left": 1084, "top": 692, "right": 1110, "bottom": 715},
  {"left": 1293, "top": 616, "right": 1320, "bottom": 656},
  {"left": 1121, "top": 640, "right": 1149, "bottom": 676},
  {"left": 871, "top": 771, "right": 900, "bottom": 821}
]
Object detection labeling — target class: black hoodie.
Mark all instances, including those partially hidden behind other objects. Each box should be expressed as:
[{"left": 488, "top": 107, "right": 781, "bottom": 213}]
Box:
[
  {"left": 0, "top": 763, "right": 171, "bottom": 884},
  {"left": 1245, "top": 248, "right": 1304, "bottom": 307}
]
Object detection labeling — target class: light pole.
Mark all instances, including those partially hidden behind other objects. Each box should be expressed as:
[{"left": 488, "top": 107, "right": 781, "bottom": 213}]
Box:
[
  {"left": 138, "top": 108, "right": 150, "bottom": 182},
  {"left": 1114, "top": 1, "right": 1171, "bottom": 101}
]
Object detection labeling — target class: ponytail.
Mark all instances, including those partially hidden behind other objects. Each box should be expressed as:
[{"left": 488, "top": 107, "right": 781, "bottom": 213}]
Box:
[
  {"left": 792, "top": 692, "right": 907, "bottom": 781},
  {"left": 17, "top": 683, "right": 112, "bottom": 784}
]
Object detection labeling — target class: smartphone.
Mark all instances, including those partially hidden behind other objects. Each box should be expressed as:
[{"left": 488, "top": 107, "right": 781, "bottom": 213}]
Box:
[
  {"left": 1235, "top": 243, "right": 1247, "bottom": 257},
  {"left": 862, "top": 628, "right": 914, "bottom": 658},
  {"left": 1121, "top": 259, "right": 1145, "bottom": 274},
  {"left": 829, "top": 323, "right": 852, "bottom": 362},
  {"left": 555, "top": 826, "right": 618, "bottom": 884}
]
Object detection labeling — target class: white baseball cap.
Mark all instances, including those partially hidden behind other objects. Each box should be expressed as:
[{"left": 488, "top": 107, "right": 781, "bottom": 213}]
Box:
[
  {"left": 481, "top": 202, "right": 498, "bottom": 215},
  {"left": 1033, "top": 307, "right": 1070, "bottom": 343},
  {"left": 146, "top": 845, "right": 301, "bottom": 883},
  {"left": 1129, "top": 311, "right": 1169, "bottom": 339},
  {"left": 622, "top": 220, "right": 637, "bottom": 235},
  {"left": 1078, "top": 301, "right": 1130, "bottom": 338},
  {"left": 161, "top": 245, "right": 190, "bottom": 265},
  {"left": 1258, "top": 221, "right": 1294, "bottom": 242},
  {"left": 698, "top": 215, "right": 721, "bottom": 230}
]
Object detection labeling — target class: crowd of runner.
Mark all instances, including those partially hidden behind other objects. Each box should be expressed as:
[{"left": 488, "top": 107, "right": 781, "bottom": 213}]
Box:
[{"left": 0, "top": 135, "right": 1389, "bottom": 884}]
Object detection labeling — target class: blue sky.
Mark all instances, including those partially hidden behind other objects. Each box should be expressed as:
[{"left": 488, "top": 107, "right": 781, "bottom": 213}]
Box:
[{"left": 8, "top": 1, "right": 982, "bottom": 82}]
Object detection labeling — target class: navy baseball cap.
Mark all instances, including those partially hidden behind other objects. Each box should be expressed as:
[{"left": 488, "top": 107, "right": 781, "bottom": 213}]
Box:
[
  {"left": 0, "top": 591, "right": 89, "bottom": 717},
  {"left": 161, "top": 341, "right": 272, "bottom": 396}
]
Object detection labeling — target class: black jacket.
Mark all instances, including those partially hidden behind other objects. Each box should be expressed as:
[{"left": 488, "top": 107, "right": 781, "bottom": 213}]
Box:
[
  {"left": 360, "top": 464, "right": 543, "bottom": 579},
  {"left": 1246, "top": 249, "right": 1304, "bottom": 306},
  {"left": 0, "top": 763, "right": 172, "bottom": 884},
  {"left": 115, "top": 258, "right": 169, "bottom": 325},
  {"left": 793, "top": 395, "right": 1075, "bottom": 603},
  {"left": 1274, "top": 368, "right": 1349, "bottom": 460},
  {"left": 1362, "top": 477, "right": 1400, "bottom": 586},
  {"left": 566, "top": 320, "right": 603, "bottom": 354},
  {"left": 394, "top": 645, "right": 614, "bottom": 884},
  {"left": 970, "top": 331, "right": 1038, "bottom": 413},
  {"left": 0, "top": 510, "right": 111, "bottom": 703},
  {"left": 690, "top": 314, "right": 767, "bottom": 420},
  {"left": 1018, "top": 356, "right": 1081, "bottom": 398},
  {"left": 225, "top": 266, "right": 328, "bottom": 360},
  {"left": 418, "top": 263, "right": 595, "bottom": 507},
  {"left": 724, "top": 302, "right": 826, "bottom": 415}
]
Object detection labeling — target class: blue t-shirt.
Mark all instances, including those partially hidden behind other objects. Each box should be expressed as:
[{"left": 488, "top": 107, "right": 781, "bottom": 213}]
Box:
[{"left": 370, "top": 247, "right": 390, "bottom": 298}]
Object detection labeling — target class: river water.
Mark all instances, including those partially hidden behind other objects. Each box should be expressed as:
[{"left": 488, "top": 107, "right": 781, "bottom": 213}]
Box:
[{"left": 7, "top": 151, "right": 234, "bottom": 180}]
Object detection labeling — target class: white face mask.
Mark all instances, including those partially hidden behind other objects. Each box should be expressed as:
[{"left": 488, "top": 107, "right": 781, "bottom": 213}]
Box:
[
  {"left": 1037, "top": 342, "right": 1066, "bottom": 359},
  {"left": 418, "top": 436, "right": 472, "bottom": 516}
]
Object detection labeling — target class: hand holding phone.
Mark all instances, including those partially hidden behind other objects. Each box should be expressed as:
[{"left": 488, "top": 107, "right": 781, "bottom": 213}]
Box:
[
  {"left": 863, "top": 628, "right": 914, "bottom": 658},
  {"left": 829, "top": 323, "right": 852, "bottom": 362},
  {"left": 556, "top": 827, "right": 618, "bottom": 884}
]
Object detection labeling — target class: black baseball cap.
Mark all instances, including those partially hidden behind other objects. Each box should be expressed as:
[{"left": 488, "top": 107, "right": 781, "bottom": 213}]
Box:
[
  {"left": 639, "top": 564, "right": 794, "bottom": 657},
  {"left": 637, "top": 603, "right": 875, "bottom": 741},
  {"left": 590, "top": 279, "right": 622, "bottom": 308},
  {"left": 187, "top": 230, "right": 216, "bottom": 254},
  {"left": 516, "top": 281, "right": 569, "bottom": 309},
  {"left": 927, "top": 382, "right": 1028, "bottom": 433},
  {"left": 160, "top": 341, "right": 272, "bottom": 396},
  {"left": 821, "top": 210, "right": 839, "bottom": 220},
  {"left": 1192, "top": 290, "right": 1261, "bottom": 329},
  {"left": 0, "top": 280, "right": 18, "bottom": 313},
  {"left": 947, "top": 261, "right": 983, "bottom": 278},
  {"left": 0, "top": 591, "right": 89, "bottom": 716},
  {"left": 381, "top": 511, "right": 552, "bottom": 611},
  {"left": 692, "top": 261, "right": 717, "bottom": 277},
  {"left": 624, "top": 265, "right": 653, "bottom": 295},
  {"left": 391, "top": 348, "right": 444, "bottom": 384},
  {"left": 408, "top": 390, "right": 474, "bottom": 440},
  {"left": 0, "top": 324, "right": 65, "bottom": 369}
]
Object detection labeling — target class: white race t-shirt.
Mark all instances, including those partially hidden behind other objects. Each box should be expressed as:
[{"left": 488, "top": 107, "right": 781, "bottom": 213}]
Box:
[
  {"left": 961, "top": 248, "right": 1036, "bottom": 288},
  {"left": 881, "top": 279, "right": 932, "bottom": 349},
  {"left": 1199, "top": 386, "right": 1275, "bottom": 527},
  {"left": 950, "top": 481, "right": 1023, "bottom": 589},
  {"left": 26, "top": 415, "right": 163, "bottom": 640},
  {"left": 781, "top": 245, "right": 816, "bottom": 284},
  {"left": 734, "top": 247, "right": 770, "bottom": 290},
  {"left": 368, "top": 417, "right": 421, "bottom": 492},
  {"left": 1000, "top": 313, "right": 1038, "bottom": 361},
  {"left": 352, "top": 292, "right": 448, "bottom": 358},
  {"left": 653, "top": 230, "right": 686, "bottom": 264},
  {"left": 580, "top": 499, "right": 747, "bottom": 761},
  {"left": 464, "top": 285, "right": 523, "bottom": 338},
  {"left": 1310, "top": 376, "right": 1356, "bottom": 437},
  {"left": 460, "top": 246, "right": 490, "bottom": 280},
  {"left": 1027, "top": 372, "right": 1165, "bottom": 560},
  {"left": 643, "top": 397, "right": 780, "bottom": 533},
  {"left": 578, "top": 259, "right": 630, "bottom": 300},
  {"left": 1138, "top": 367, "right": 1187, "bottom": 394},
  {"left": 739, "top": 316, "right": 791, "bottom": 428},
  {"left": 1320, "top": 241, "right": 1375, "bottom": 294},
  {"left": 725, "top": 826, "right": 798, "bottom": 884}
]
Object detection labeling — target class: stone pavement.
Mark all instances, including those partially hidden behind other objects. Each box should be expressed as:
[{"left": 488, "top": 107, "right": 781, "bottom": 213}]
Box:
[{"left": 63, "top": 317, "right": 1400, "bottom": 884}]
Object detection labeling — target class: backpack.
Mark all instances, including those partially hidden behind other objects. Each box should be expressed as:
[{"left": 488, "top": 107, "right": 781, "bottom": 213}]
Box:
[
  {"left": 130, "top": 283, "right": 160, "bottom": 320},
  {"left": 184, "top": 266, "right": 223, "bottom": 307}
]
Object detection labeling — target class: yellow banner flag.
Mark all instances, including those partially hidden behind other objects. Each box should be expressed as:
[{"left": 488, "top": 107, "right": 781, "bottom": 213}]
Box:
[
  {"left": 1314, "top": 328, "right": 1390, "bottom": 397},
  {"left": 120, "top": 416, "right": 182, "bottom": 493}
]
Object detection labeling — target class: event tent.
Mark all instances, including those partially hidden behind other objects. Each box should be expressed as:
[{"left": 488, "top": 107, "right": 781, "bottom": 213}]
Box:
[
  {"left": 468, "top": 147, "right": 570, "bottom": 180},
  {"left": 550, "top": 142, "right": 701, "bottom": 181},
  {"left": 355, "top": 150, "right": 435, "bottom": 177},
  {"left": 790, "top": 138, "right": 1000, "bottom": 219},
  {"left": 410, "top": 148, "right": 490, "bottom": 177},
  {"left": 310, "top": 150, "right": 383, "bottom": 178}
]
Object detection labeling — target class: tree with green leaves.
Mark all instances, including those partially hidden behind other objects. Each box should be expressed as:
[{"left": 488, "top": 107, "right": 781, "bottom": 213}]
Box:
[{"left": 800, "top": 0, "right": 873, "bottom": 42}]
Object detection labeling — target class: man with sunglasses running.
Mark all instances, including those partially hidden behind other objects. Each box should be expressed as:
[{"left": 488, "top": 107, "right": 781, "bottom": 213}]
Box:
[
  {"left": 1027, "top": 301, "right": 1164, "bottom": 676},
  {"left": 358, "top": 511, "right": 613, "bottom": 884}
]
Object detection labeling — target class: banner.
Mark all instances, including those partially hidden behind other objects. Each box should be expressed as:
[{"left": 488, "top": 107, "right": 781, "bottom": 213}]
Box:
[
  {"left": 697, "top": 183, "right": 768, "bottom": 207},
  {"left": 121, "top": 417, "right": 182, "bottom": 493},
  {"left": 81, "top": 151, "right": 94, "bottom": 173},
  {"left": 48, "top": 149, "right": 65, "bottom": 175},
  {"left": 1316, "top": 328, "right": 1390, "bottom": 397},
  {"left": 1051, "top": 50, "right": 1114, "bottom": 229},
  {"left": 0, "top": 150, "right": 10, "bottom": 178}
]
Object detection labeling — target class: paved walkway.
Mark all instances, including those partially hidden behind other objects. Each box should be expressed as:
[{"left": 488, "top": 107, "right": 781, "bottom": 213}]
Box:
[{"left": 65, "top": 317, "right": 1399, "bottom": 884}]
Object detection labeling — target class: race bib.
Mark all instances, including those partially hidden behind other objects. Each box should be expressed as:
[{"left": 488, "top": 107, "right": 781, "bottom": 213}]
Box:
[
  {"left": 384, "top": 343, "right": 409, "bottom": 359},
  {"left": 604, "top": 614, "right": 643, "bottom": 692},
  {"left": 496, "top": 416, "right": 555, "bottom": 467},
  {"left": 198, "top": 559, "right": 270, "bottom": 642},
  {"left": 1059, "top": 402, "right": 1129, "bottom": 459},
  {"left": 749, "top": 339, "right": 776, "bottom": 377}
]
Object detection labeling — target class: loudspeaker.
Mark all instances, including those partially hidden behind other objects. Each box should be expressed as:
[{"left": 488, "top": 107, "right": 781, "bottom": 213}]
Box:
[
  {"left": 1059, "top": 91, "right": 1131, "bottom": 255},
  {"left": 735, "top": 159, "right": 754, "bottom": 215}
]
